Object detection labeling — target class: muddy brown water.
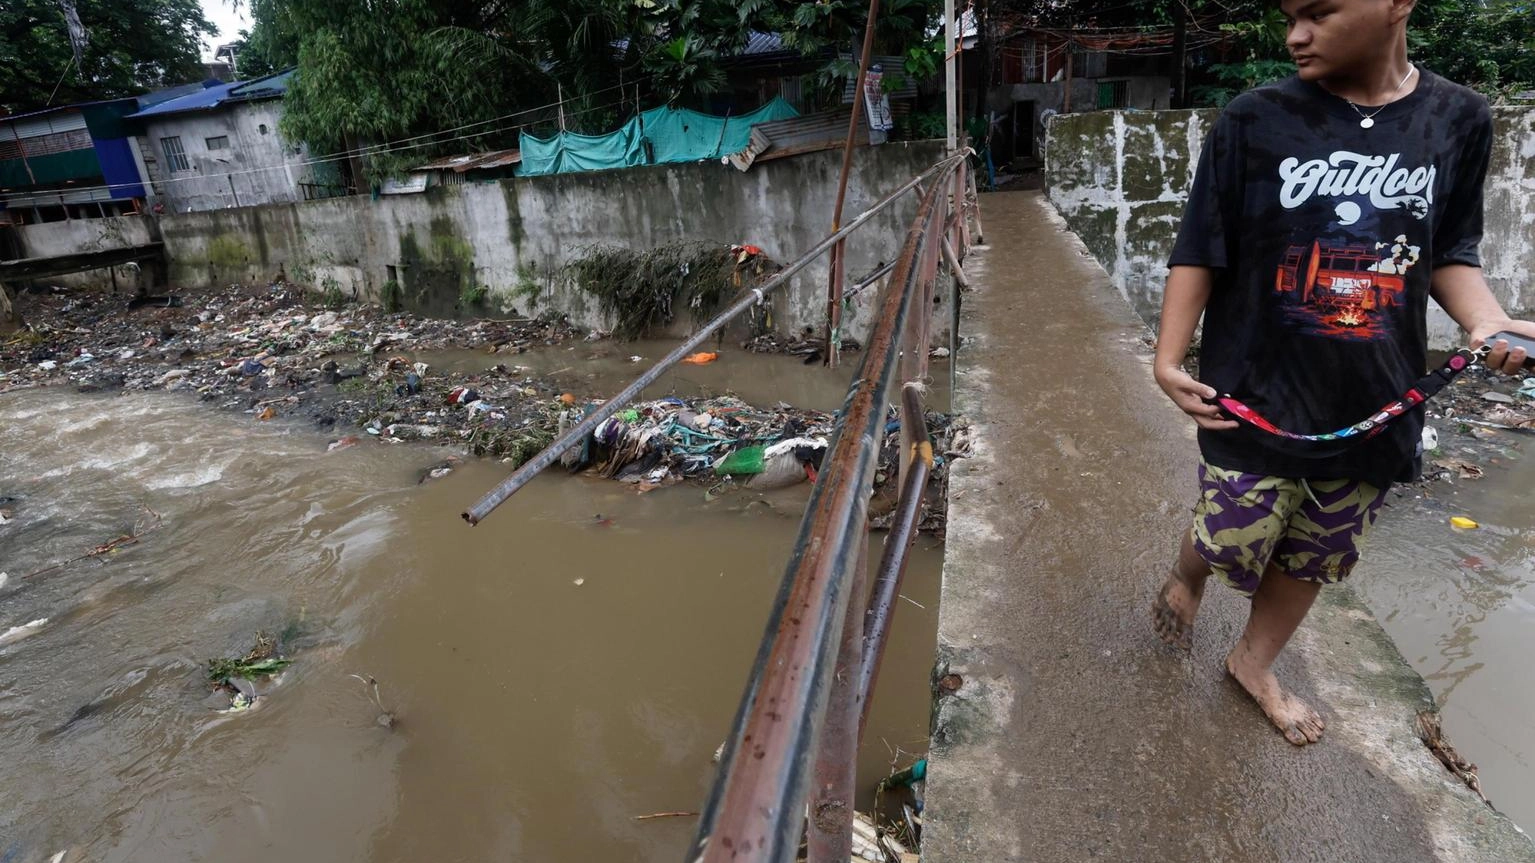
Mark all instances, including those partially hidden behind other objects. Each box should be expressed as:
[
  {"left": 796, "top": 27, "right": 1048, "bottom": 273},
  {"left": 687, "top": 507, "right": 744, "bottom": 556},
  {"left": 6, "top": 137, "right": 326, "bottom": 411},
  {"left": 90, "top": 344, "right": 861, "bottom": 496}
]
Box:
[
  {"left": 0, "top": 353, "right": 943, "bottom": 861},
  {"left": 1353, "top": 430, "right": 1535, "bottom": 832},
  {"left": 397, "top": 339, "right": 952, "bottom": 415}
]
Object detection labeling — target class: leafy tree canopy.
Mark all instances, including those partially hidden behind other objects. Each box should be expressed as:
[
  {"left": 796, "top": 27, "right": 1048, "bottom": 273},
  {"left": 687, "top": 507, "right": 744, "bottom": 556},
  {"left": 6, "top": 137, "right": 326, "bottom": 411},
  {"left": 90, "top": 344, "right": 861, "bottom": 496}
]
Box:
[
  {"left": 987, "top": 0, "right": 1535, "bottom": 105},
  {"left": 0, "top": 0, "right": 215, "bottom": 115}
]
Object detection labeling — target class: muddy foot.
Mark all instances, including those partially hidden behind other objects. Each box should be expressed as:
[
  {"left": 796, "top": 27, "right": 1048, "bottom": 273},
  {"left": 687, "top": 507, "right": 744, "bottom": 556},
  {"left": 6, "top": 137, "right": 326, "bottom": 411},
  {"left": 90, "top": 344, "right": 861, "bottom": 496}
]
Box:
[
  {"left": 1225, "top": 653, "right": 1326, "bottom": 746},
  {"left": 1151, "top": 569, "right": 1203, "bottom": 650}
]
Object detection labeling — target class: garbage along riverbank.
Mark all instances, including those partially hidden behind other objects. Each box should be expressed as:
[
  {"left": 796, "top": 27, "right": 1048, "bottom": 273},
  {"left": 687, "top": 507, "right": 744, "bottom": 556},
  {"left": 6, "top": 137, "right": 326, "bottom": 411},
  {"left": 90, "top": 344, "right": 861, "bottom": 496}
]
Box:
[{"left": 0, "top": 282, "right": 962, "bottom": 534}]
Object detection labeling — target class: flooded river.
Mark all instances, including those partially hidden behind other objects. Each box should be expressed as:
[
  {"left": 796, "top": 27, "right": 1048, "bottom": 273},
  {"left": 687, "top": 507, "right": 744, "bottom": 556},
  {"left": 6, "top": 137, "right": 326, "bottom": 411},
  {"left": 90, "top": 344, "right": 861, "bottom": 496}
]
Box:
[
  {"left": 0, "top": 357, "right": 944, "bottom": 862},
  {"left": 1354, "top": 431, "right": 1535, "bottom": 832}
]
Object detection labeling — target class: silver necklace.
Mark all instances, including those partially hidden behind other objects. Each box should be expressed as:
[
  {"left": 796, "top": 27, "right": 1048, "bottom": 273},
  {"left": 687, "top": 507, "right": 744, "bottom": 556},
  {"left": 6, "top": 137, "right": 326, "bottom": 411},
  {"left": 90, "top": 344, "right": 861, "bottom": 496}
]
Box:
[{"left": 1344, "top": 65, "right": 1416, "bottom": 129}]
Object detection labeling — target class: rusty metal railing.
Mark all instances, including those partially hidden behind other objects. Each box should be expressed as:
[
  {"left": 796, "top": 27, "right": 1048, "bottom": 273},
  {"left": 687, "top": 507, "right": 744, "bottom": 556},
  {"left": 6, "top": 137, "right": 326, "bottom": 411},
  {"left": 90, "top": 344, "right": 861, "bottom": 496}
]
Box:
[
  {"left": 688, "top": 156, "right": 967, "bottom": 863},
  {"left": 460, "top": 150, "right": 976, "bottom": 863}
]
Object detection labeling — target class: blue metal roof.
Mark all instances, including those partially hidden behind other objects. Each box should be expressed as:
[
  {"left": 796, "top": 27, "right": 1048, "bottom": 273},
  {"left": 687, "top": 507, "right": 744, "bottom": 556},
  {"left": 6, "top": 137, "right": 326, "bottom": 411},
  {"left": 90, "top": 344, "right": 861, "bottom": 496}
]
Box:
[{"left": 126, "top": 69, "right": 294, "bottom": 119}]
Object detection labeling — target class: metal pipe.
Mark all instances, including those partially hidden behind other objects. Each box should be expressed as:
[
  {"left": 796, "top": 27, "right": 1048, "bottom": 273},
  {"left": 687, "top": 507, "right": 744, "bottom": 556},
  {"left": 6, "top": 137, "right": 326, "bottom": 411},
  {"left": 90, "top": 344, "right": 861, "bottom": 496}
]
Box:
[
  {"left": 967, "top": 166, "right": 985, "bottom": 244},
  {"left": 898, "top": 216, "right": 940, "bottom": 494},
  {"left": 945, "top": 0, "right": 957, "bottom": 149},
  {"left": 845, "top": 259, "right": 896, "bottom": 301},
  {"left": 859, "top": 384, "right": 931, "bottom": 733},
  {"left": 825, "top": 0, "right": 884, "bottom": 370},
  {"left": 687, "top": 178, "right": 947, "bottom": 863},
  {"left": 943, "top": 236, "right": 970, "bottom": 289},
  {"left": 806, "top": 518, "right": 869, "bottom": 863},
  {"left": 461, "top": 153, "right": 965, "bottom": 525}
]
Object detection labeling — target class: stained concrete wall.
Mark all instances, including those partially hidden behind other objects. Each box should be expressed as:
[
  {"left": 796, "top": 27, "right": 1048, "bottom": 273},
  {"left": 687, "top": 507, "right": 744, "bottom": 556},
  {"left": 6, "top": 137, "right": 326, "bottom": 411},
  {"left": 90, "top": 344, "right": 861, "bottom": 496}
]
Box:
[
  {"left": 1044, "top": 107, "right": 1535, "bottom": 349},
  {"left": 139, "top": 101, "right": 311, "bottom": 214},
  {"left": 12, "top": 214, "right": 154, "bottom": 258},
  {"left": 140, "top": 141, "right": 947, "bottom": 341},
  {"left": 11, "top": 214, "right": 156, "bottom": 291}
]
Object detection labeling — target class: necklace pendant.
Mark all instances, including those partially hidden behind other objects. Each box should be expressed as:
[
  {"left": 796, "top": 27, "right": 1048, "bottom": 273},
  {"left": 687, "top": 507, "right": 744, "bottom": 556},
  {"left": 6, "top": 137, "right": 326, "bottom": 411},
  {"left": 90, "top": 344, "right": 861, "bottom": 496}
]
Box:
[{"left": 1360, "top": 117, "right": 1375, "bottom": 129}]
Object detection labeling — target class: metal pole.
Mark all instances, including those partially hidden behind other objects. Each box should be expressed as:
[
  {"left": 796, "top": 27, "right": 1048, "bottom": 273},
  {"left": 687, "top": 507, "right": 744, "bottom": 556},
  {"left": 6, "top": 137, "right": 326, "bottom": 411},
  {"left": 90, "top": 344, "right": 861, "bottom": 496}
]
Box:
[
  {"left": 688, "top": 176, "right": 948, "bottom": 863},
  {"left": 845, "top": 259, "right": 896, "bottom": 301},
  {"left": 462, "top": 154, "right": 965, "bottom": 525},
  {"left": 806, "top": 520, "right": 869, "bottom": 863},
  {"left": 825, "top": 0, "right": 883, "bottom": 371},
  {"left": 967, "top": 167, "right": 985, "bottom": 244},
  {"left": 945, "top": 0, "right": 957, "bottom": 150},
  {"left": 897, "top": 208, "right": 939, "bottom": 494},
  {"left": 859, "top": 385, "right": 932, "bottom": 733}
]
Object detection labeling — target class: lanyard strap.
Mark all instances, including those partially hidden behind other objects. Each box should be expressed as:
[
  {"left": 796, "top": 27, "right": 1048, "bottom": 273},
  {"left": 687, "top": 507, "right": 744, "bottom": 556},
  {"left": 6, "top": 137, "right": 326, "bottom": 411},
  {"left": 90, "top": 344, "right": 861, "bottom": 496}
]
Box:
[{"left": 1215, "top": 346, "right": 1487, "bottom": 443}]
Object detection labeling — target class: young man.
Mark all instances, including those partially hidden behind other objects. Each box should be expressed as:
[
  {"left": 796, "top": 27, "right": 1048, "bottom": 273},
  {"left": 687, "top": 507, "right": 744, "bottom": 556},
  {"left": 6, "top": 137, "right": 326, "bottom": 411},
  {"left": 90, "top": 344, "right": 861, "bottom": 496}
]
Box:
[{"left": 1149, "top": 0, "right": 1535, "bottom": 746}]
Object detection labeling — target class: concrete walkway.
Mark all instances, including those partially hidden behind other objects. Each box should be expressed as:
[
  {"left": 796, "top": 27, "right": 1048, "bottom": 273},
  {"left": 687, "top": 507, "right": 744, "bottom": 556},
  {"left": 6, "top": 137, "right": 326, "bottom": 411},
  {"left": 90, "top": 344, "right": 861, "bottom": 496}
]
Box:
[{"left": 923, "top": 190, "right": 1535, "bottom": 862}]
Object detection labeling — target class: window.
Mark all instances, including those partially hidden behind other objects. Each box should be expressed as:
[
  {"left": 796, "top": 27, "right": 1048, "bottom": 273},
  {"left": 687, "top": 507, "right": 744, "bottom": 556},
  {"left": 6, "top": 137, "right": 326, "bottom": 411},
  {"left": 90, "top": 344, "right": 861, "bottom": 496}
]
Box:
[
  {"left": 160, "top": 136, "right": 190, "bottom": 172},
  {"left": 205, "top": 135, "right": 229, "bottom": 150},
  {"left": 1097, "top": 79, "right": 1130, "bottom": 110}
]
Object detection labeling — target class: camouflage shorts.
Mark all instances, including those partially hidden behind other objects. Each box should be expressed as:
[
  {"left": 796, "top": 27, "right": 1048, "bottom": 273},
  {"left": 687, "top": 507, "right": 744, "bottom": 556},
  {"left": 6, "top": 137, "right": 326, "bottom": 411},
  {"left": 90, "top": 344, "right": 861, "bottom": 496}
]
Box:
[{"left": 1191, "top": 460, "right": 1388, "bottom": 596}]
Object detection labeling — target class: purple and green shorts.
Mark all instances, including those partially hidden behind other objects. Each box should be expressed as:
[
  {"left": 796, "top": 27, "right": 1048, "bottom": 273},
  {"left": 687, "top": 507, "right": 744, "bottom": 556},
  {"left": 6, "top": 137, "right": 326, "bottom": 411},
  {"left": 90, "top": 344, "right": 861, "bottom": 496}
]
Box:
[{"left": 1191, "top": 460, "right": 1388, "bottom": 596}]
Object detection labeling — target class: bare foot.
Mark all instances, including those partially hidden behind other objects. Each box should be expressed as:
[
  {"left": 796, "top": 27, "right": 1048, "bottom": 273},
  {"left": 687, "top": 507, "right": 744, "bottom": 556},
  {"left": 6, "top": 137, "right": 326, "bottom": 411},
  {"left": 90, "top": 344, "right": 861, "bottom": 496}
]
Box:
[
  {"left": 1225, "top": 651, "right": 1326, "bottom": 745},
  {"left": 1151, "top": 568, "right": 1204, "bottom": 650}
]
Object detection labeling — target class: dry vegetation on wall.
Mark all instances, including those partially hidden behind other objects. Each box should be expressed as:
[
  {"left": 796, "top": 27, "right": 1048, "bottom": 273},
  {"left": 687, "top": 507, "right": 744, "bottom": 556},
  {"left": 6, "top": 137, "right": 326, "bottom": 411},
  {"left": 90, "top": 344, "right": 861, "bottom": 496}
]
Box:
[{"left": 563, "top": 242, "right": 777, "bottom": 341}]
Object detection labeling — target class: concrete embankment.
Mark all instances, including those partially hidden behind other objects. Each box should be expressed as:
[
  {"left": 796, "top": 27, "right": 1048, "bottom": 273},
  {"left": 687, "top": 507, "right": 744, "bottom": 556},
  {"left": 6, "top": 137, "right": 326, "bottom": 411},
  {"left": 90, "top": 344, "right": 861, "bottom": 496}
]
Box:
[{"left": 923, "top": 189, "right": 1535, "bottom": 862}]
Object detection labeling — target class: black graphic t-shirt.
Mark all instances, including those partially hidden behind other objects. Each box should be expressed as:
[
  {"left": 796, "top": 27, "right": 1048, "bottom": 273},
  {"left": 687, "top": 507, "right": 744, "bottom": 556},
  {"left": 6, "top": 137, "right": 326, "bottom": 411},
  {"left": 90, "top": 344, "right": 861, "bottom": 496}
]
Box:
[{"left": 1169, "top": 70, "right": 1493, "bottom": 487}]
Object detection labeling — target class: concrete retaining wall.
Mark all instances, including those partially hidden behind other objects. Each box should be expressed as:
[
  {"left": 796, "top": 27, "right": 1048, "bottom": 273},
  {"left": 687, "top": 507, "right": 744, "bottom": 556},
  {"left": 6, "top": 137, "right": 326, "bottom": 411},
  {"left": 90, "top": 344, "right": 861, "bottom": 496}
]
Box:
[
  {"left": 1044, "top": 107, "right": 1535, "bottom": 349},
  {"left": 11, "top": 214, "right": 157, "bottom": 291},
  {"left": 16, "top": 142, "right": 944, "bottom": 341}
]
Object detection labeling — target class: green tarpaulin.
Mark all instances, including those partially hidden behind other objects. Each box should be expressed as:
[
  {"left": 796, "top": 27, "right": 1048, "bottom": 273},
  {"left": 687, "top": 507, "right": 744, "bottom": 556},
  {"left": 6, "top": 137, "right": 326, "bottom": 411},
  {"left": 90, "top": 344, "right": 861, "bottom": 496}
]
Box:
[{"left": 519, "top": 98, "right": 799, "bottom": 177}]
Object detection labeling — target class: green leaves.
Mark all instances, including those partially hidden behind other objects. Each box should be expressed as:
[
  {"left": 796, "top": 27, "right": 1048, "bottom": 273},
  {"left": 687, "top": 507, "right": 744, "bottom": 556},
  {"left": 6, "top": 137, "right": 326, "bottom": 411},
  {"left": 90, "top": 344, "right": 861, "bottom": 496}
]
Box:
[
  {"left": 0, "top": 0, "right": 214, "bottom": 114},
  {"left": 1411, "top": 0, "right": 1535, "bottom": 98}
]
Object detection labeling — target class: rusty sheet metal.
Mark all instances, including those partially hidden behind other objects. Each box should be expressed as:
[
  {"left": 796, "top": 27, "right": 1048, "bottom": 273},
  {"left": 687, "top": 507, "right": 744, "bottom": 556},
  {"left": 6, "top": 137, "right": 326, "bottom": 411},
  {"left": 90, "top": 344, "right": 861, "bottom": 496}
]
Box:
[
  {"left": 727, "top": 111, "right": 869, "bottom": 172},
  {"left": 412, "top": 148, "right": 521, "bottom": 173}
]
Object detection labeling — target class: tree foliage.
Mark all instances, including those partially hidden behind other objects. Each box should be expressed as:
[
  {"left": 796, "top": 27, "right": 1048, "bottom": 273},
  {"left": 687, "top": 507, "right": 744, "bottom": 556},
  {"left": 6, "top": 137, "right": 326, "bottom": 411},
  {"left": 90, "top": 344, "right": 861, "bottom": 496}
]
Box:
[
  {"left": 989, "top": 0, "right": 1535, "bottom": 105},
  {"left": 234, "top": 0, "right": 945, "bottom": 181},
  {"left": 0, "top": 0, "right": 215, "bottom": 115},
  {"left": 1411, "top": 0, "right": 1535, "bottom": 99}
]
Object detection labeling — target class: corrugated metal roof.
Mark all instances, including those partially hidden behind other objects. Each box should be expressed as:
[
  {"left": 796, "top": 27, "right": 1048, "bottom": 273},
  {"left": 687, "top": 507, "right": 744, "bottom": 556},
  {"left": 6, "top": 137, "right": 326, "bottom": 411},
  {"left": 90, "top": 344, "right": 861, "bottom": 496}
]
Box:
[
  {"left": 126, "top": 69, "right": 294, "bottom": 119},
  {"left": 412, "top": 148, "right": 522, "bottom": 173}
]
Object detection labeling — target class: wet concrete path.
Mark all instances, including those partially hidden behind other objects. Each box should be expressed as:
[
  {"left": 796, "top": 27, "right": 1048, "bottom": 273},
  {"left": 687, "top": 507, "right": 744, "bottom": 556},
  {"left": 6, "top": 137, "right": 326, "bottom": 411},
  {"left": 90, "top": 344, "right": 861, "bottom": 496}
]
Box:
[{"left": 922, "top": 190, "right": 1534, "bottom": 862}]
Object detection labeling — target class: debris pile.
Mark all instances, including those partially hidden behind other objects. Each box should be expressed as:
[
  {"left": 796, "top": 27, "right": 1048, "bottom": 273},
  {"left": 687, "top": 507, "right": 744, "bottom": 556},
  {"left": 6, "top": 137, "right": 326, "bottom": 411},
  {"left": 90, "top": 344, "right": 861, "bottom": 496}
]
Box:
[
  {"left": 743, "top": 327, "right": 862, "bottom": 364},
  {"left": 1, "top": 282, "right": 963, "bottom": 532},
  {"left": 206, "top": 631, "right": 292, "bottom": 713},
  {"left": 0, "top": 281, "right": 580, "bottom": 430},
  {"left": 549, "top": 395, "right": 963, "bottom": 533}
]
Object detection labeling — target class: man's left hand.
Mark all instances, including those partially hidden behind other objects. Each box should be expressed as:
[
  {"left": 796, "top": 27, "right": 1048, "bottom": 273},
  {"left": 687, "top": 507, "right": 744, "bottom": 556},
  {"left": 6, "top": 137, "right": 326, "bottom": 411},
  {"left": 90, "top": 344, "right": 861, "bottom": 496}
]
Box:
[{"left": 1470, "top": 318, "right": 1535, "bottom": 375}]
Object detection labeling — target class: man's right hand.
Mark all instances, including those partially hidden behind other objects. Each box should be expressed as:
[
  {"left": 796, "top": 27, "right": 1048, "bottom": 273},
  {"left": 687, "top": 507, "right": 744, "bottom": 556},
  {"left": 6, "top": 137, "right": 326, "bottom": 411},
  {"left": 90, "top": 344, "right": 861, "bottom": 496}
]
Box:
[{"left": 1155, "top": 364, "right": 1238, "bottom": 431}]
